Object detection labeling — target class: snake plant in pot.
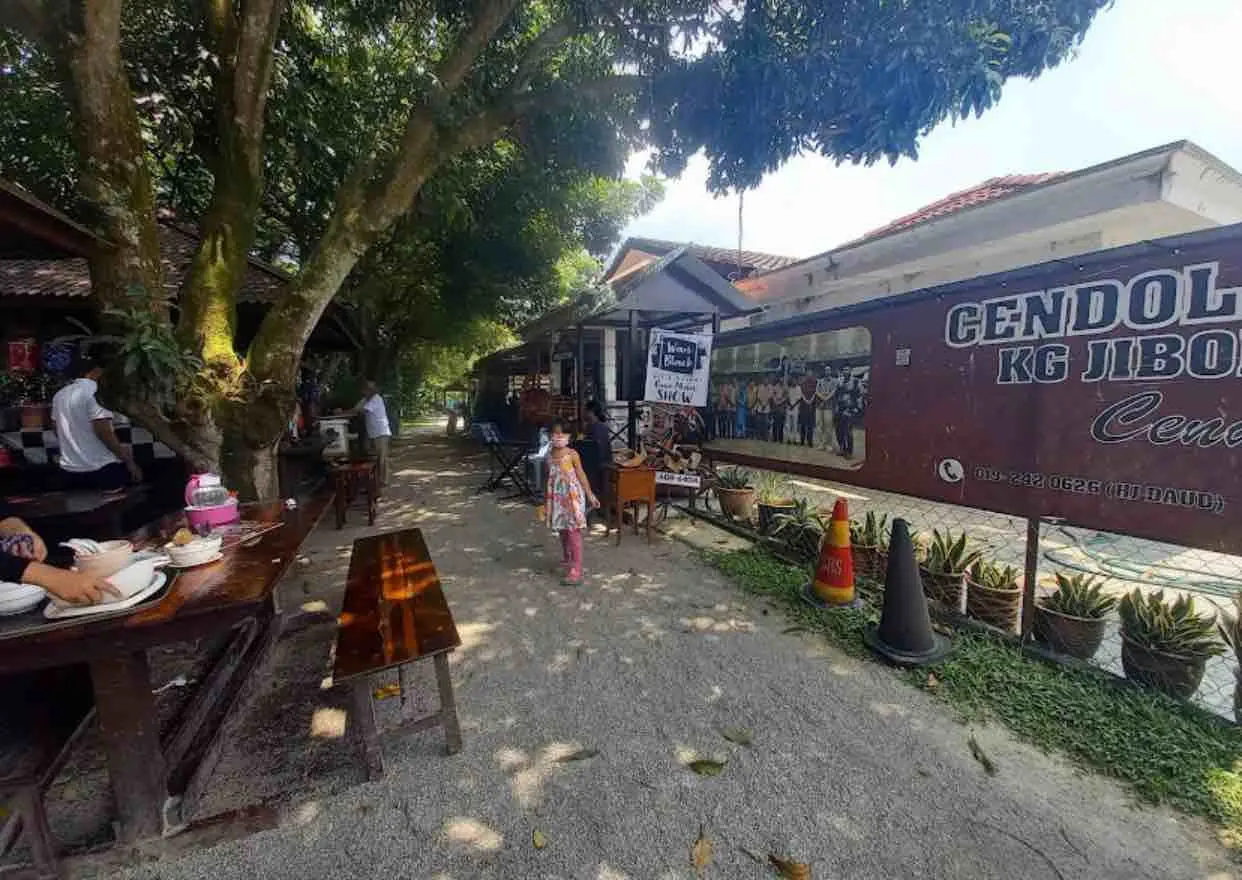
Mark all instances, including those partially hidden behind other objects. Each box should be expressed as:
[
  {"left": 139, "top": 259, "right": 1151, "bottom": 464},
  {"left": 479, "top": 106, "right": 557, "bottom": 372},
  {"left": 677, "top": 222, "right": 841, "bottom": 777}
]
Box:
[
  {"left": 965, "top": 560, "right": 1021, "bottom": 633},
  {"left": 754, "top": 472, "right": 796, "bottom": 535},
  {"left": 1119, "top": 589, "right": 1224, "bottom": 700},
  {"left": 771, "top": 498, "right": 825, "bottom": 565},
  {"left": 1218, "top": 592, "right": 1242, "bottom": 723},
  {"left": 920, "top": 530, "right": 982, "bottom": 611},
  {"left": 1034, "top": 572, "right": 1117, "bottom": 660},
  {"left": 714, "top": 468, "right": 755, "bottom": 521},
  {"left": 849, "top": 511, "right": 890, "bottom": 582}
]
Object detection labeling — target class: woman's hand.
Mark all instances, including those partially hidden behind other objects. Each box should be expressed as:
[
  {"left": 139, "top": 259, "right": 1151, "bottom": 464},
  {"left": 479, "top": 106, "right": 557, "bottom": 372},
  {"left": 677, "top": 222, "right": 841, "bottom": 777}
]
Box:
[
  {"left": 24, "top": 563, "right": 120, "bottom": 606},
  {"left": 587, "top": 492, "right": 601, "bottom": 509}
]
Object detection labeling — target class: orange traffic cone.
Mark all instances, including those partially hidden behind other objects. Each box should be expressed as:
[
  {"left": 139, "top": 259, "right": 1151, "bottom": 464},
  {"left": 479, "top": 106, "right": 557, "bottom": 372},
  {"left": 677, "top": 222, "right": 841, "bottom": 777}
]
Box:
[{"left": 811, "top": 498, "right": 855, "bottom": 606}]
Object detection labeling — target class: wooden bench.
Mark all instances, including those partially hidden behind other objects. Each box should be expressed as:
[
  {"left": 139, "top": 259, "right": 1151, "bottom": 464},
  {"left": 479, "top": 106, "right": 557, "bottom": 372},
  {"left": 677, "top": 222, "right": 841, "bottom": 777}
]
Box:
[
  {"left": 0, "top": 669, "right": 94, "bottom": 879},
  {"left": 328, "top": 461, "right": 378, "bottom": 529},
  {"left": 332, "top": 528, "right": 462, "bottom": 780}
]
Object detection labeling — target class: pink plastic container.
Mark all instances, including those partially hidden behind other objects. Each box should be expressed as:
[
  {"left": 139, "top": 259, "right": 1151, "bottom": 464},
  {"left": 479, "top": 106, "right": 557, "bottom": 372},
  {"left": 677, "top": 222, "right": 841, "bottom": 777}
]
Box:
[{"left": 185, "top": 499, "right": 240, "bottom": 530}]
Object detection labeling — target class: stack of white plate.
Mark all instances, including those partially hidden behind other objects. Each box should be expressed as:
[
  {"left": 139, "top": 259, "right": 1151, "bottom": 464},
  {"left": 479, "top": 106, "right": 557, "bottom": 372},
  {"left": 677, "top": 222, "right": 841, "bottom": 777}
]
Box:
[{"left": 0, "top": 581, "right": 47, "bottom": 617}]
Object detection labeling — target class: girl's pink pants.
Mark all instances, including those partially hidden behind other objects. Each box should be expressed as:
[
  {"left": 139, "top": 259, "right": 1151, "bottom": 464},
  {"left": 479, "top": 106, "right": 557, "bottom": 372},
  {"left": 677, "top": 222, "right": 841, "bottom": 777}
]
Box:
[{"left": 559, "top": 528, "right": 583, "bottom": 578}]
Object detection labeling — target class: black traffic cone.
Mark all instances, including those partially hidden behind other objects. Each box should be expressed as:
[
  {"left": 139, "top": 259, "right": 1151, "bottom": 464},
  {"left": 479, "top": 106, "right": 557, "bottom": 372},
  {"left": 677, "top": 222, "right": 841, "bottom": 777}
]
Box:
[{"left": 864, "top": 518, "right": 951, "bottom": 666}]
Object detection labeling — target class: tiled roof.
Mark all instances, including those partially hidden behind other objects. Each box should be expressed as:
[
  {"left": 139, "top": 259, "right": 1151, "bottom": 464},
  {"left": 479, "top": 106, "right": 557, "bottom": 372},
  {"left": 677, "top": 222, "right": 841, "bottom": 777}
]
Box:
[
  {"left": 0, "top": 222, "right": 289, "bottom": 303},
  {"left": 605, "top": 236, "right": 799, "bottom": 282},
  {"left": 854, "top": 173, "right": 1064, "bottom": 243}
]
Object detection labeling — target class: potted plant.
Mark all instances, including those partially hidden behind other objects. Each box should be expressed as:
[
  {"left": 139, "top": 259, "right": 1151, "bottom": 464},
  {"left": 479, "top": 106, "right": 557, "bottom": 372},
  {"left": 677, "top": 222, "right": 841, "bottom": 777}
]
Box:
[
  {"left": 755, "top": 472, "right": 796, "bottom": 535},
  {"left": 920, "top": 529, "right": 982, "bottom": 610},
  {"left": 16, "top": 373, "right": 51, "bottom": 430},
  {"left": 849, "top": 511, "right": 890, "bottom": 581},
  {"left": 715, "top": 468, "right": 755, "bottom": 521},
  {"left": 771, "top": 498, "right": 825, "bottom": 565},
  {"left": 1033, "top": 572, "right": 1117, "bottom": 660},
  {"left": 965, "top": 559, "right": 1021, "bottom": 632},
  {"left": 1119, "top": 589, "right": 1224, "bottom": 700},
  {"left": 1218, "top": 593, "right": 1242, "bottom": 723}
]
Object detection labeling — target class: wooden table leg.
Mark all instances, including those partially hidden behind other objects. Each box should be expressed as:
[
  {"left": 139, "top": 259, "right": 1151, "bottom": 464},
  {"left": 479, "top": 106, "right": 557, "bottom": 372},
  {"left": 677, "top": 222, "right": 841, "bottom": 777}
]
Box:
[
  {"left": 90, "top": 651, "right": 167, "bottom": 842},
  {"left": 646, "top": 493, "right": 655, "bottom": 543},
  {"left": 433, "top": 653, "right": 463, "bottom": 755},
  {"left": 349, "top": 679, "right": 385, "bottom": 781},
  {"left": 333, "top": 473, "right": 346, "bottom": 529}
]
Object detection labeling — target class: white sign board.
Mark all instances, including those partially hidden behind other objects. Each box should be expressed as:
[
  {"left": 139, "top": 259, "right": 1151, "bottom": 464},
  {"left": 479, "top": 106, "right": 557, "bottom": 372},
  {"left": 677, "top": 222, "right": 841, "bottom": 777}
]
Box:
[
  {"left": 655, "top": 471, "right": 702, "bottom": 488},
  {"left": 643, "top": 329, "right": 713, "bottom": 407}
]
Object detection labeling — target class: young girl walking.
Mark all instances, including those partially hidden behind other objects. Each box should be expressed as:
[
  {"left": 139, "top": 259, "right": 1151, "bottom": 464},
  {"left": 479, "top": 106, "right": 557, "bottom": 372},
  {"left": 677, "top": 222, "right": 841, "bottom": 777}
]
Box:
[{"left": 544, "top": 421, "right": 600, "bottom": 585}]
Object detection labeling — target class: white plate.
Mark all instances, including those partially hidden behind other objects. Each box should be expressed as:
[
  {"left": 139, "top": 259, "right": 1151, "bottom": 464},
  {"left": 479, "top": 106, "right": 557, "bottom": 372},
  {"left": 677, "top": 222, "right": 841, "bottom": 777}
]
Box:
[
  {"left": 0, "top": 582, "right": 46, "bottom": 602},
  {"left": 44, "top": 572, "right": 168, "bottom": 620},
  {"left": 166, "top": 551, "right": 223, "bottom": 570},
  {"left": 0, "top": 592, "right": 46, "bottom": 616}
]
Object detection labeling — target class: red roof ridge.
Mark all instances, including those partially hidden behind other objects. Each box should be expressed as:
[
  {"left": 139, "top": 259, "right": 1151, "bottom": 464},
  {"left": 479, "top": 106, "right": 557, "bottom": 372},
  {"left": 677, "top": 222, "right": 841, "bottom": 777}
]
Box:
[{"left": 854, "top": 171, "right": 1065, "bottom": 244}]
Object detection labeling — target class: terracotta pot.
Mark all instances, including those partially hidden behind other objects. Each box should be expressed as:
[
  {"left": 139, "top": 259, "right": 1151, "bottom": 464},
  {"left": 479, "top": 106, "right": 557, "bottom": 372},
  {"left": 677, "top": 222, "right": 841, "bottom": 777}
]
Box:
[
  {"left": 852, "top": 543, "right": 887, "bottom": 582},
  {"left": 716, "top": 487, "right": 755, "bottom": 521},
  {"left": 920, "top": 566, "right": 965, "bottom": 611},
  {"left": 19, "top": 403, "right": 49, "bottom": 430},
  {"left": 1033, "top": 605, "right": 1108, "bottom": 660},
  {"left": 965, "top": 576, "right": 1021, "bottom": 633},
  {"left": 1120, "top": 634, "right": 1208, "bottom": 701},
  {"left": 757, "top": 500, "right": 796, "bottom": 535}
]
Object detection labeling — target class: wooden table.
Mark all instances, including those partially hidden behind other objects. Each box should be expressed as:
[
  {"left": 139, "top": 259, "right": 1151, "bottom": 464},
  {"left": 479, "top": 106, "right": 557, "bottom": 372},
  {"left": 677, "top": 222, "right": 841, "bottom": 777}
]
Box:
[
  {"left": 3, "top": 489, "right": 149, "bottom": 545},
  {"left": 604, "top": 464, "right": 656, "bottom": 545},
  {"left": 0, "top": 488, "right": 333, "bottom": 842}
]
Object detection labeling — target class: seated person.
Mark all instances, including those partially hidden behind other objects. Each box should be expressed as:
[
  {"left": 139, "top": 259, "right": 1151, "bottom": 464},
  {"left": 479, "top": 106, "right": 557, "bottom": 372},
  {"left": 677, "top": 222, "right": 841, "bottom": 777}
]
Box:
[
  {"left": 0, "top": 512, "right": 118, "bottom": 605},
  {"left": 51, "top": 349, "right": 143, "bottom": 492}
]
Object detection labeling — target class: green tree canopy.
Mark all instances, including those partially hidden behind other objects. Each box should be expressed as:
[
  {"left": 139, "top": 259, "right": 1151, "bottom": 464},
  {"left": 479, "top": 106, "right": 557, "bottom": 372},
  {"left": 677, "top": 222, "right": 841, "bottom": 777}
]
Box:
[{"left": 0, "top": 0, "right": 1109, "bottom": 496}]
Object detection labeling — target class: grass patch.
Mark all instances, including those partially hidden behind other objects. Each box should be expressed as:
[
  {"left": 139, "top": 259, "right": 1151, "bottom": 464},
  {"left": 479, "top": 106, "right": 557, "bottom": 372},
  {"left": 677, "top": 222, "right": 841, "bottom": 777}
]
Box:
[{"left": 702, "top": 546, "right": 1242, "bottom": 845}]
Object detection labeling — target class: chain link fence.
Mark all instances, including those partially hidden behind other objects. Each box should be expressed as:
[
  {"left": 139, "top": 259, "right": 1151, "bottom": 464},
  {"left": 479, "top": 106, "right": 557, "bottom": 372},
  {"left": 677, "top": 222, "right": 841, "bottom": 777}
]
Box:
[{"left": 707, "top": 463, "right": 1241, "bottom": 722}]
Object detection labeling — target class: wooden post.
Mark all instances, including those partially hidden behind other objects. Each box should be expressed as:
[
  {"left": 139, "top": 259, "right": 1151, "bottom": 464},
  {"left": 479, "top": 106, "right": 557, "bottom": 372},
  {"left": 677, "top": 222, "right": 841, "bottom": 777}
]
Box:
[
  {"left": 627, "top": 309, "right": 639, "bottom": 450},
  {"left": 576, "top": 323, "right": 585, "bottom": 429},
  {"left": 1020, "top": 516, "right": 1041, "bottom": 637}
]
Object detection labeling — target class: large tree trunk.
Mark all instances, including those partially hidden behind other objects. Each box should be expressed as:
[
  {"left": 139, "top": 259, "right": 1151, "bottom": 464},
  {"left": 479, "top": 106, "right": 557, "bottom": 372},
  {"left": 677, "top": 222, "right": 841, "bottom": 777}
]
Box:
[{"left": 52, "top": 0, "right": 164, "bottom": 307}]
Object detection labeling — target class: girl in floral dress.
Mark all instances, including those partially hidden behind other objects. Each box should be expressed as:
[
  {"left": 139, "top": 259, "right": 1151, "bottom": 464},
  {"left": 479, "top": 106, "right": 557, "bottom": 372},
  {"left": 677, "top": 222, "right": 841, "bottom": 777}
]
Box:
[{"left": 544, "top": 421, "right": 600, "bottom": 585}]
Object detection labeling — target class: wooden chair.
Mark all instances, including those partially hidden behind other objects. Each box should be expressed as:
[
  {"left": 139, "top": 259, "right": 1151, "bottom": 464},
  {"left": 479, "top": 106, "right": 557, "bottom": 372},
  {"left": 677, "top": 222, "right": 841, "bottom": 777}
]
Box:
[
  {"left": 332, "top": 528, "right": 462, "bottom": 780},
  {"left": 0, "top": 670, "right": 94, "bottom": 879}
]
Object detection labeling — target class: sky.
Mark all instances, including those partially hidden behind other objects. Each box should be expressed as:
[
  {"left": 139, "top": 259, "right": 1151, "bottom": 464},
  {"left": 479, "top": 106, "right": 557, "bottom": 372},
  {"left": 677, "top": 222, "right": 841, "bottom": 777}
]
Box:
[{"left": 620, "top": 0, "right": 1242, "bottom": 260}]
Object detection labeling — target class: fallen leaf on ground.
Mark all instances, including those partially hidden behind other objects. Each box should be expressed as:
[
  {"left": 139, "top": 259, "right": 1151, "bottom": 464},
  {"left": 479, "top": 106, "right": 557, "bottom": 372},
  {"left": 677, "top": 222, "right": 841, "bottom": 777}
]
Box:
[
  {"left": 780, "top": 625, "right": 808, "bottom": 635},
  {"left": 555, "top": 748, "right": 599, "bottom": 763},
  {"left": 925, "top": 673, "right": 939, "bottom": 690},
  {"left": 968, "top": 735, "right": 997, "bottom": 776},
  {"left": 769, "top": 854, "right": 811, "bottom": 879},
  {"left": 688, "top": 758, "right": 727, "bottom": 777},
  {"left": 720, "top": 726, "right": 753, "bottom": 746},
  {"left": 372, "top": 683, "right": 401, "bottom": 700},
  {"left": 691, "top": 826, "right": 712, "bottom": 874},
  {"left": 715, "top": 538, "right": 731, "bottom": 544},
  {"left": 532, "top": 829, "right": 547, "bottom": 850}
]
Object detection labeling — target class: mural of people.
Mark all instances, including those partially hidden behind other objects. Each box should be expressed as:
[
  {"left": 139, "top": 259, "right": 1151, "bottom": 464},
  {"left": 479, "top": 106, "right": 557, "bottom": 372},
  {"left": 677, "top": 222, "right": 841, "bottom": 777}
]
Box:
[{"left": 703, "top": 327, "right": 870, "bottom": 471}]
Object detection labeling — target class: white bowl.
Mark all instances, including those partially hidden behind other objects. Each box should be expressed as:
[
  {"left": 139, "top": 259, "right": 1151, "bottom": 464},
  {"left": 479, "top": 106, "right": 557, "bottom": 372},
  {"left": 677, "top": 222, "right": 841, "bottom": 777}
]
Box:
[
  {"left": 106, "top": 556, "right": 169, "bottom": 599},
  {"left": 164, "top": 535, "right": 223, "bottom": 568},
  {"left": 74, "top": 540, "right": 134, "bottom": 578}
]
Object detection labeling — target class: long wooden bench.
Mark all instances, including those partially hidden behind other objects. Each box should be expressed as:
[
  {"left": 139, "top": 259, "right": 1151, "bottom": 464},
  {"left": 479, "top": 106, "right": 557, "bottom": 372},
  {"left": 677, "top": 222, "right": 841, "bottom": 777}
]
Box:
[
  {"left": 332, "top": 528, "right": 462, "bottom": 780},
  {"left": 0, "top": 668, "right": 94, "bottom": 879}
]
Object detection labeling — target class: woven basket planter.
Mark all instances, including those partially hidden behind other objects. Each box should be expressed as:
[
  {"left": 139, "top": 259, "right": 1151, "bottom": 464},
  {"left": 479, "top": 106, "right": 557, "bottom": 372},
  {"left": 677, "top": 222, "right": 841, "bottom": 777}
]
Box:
[
  {"left": 1033, "top": 605, "right": 1108, "bottom": 661},
  {"left": 1120, "top": 634, "right": 1208, "bottom": 701},
  {"left": 852, "top": 544, "right": 886, "bottom": 582},
  {"left": 965, "top": 577, "right": 1021, "bottom": 633},
  {"left": 716, "top": 487, "right": 755, "bottom": 522},
  {"left": 920, "top": 567, "right": 965, "bottom": 611}
]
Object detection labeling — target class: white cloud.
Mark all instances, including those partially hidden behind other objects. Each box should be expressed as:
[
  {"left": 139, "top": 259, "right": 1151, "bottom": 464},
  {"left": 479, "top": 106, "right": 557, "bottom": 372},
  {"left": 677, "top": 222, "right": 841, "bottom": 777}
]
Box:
[{"left": 622, "top": 0, "right": 1242, "bottom": 259}]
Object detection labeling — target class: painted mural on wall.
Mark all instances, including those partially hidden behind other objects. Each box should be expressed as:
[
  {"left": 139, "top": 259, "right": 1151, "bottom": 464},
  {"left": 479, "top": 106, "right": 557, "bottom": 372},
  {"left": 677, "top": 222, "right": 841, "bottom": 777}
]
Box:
[
  {"left": 705, "top": 327, "right": 871, "bottom": 471},
  {"left": 704, "top": 225, "right": 1242, "bottom": 554}
]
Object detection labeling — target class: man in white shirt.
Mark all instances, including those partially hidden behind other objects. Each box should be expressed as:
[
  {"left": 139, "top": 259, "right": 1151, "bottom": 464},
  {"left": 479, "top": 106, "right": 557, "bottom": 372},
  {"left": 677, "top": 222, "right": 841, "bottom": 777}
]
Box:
[
  {"left": 341, "top": 381, "right": 392, "bottom": 486},
  {"left": 51, "top": 353, "right": 143, "bottom": 491}
]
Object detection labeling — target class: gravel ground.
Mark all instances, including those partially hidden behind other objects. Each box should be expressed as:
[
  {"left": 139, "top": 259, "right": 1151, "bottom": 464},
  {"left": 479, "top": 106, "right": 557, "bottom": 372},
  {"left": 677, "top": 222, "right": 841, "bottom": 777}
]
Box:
[{"left": 97, "top": 428, "right": 1235, "bottom": 880}]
